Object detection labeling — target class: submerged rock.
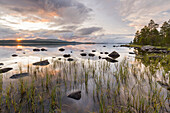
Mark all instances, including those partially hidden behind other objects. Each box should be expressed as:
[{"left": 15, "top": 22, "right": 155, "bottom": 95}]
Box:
[
  {"left": 63, "top": 54, "right": 71, "bottom": 58},
  {"left": 59, "top": 48, "right": 65, "bottom": 52},
  {"left": 67, "top": 58, "right": 74, "bottom": 61},
  {"left": 41, "top": 48, "right": 47, "bottom": 51},
  {"left": 67, "top": 91, "right": 81, "bottom": 100},
  {"left": 12, "top": 54, "right": 18, "bottom": 57},
  {"left": 10, "top": 73, "right": 29, "bottom": 79},
  {"left": 33, "top": 49, "right": 40, "bottom": 52},
  {"left": 0, "top": 68, "right": 13, "bottom": 74},
  {"left": 103, "top": 57, "right": 118, "bottom": 63},
  {"left": 33, "top": 60, "right": 50, "bottom": 66},
  {"left": 80, "top": 50, "right": 84, "bottom": 52},
  {"left": 108, "top": 51, "right": 120, "bottom": 59},
  {"left": 16, "top": 49, "right": 22, "bottom": 51},
  {"left": 80, "top": 53, "right": 87, "bottom": 56},
  {"left": 88, "top": 53, "right": 95, "bottom": 57}
]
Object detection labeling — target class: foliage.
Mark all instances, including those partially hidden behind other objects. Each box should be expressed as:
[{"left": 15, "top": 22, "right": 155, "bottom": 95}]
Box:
[{"left": 133, "top": 19, "right": 170, "bottom": 46}]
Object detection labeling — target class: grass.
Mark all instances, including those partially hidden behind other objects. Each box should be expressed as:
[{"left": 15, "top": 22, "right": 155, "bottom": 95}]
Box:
[{"left": 0, "top": 56, "right": 169, "bottom": 112}]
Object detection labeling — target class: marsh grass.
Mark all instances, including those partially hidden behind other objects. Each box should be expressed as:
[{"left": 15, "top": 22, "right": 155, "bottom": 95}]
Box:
[{"left": 0, "top": 56, "right": 169, "bottom": 112}]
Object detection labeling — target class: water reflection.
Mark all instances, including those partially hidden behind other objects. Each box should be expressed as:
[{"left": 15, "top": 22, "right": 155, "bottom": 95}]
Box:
[{"left": 0, "top": 44, "right": 168, "bottom": 112}]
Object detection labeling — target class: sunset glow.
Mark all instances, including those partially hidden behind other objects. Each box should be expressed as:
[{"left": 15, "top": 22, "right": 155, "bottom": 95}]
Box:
[{"left": 16, "top": 38, "right": 22, "bottom": 42}]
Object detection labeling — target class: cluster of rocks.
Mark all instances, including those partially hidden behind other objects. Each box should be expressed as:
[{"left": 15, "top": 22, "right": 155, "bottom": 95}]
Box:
[
  {"left": 33, "top": 48, "right": 47, "bottom": 52},
  {"left": 141, "top": 45, "right": 169, "bottom": 54}
]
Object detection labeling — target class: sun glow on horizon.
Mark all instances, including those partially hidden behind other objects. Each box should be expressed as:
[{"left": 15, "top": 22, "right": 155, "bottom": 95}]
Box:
[{"left": 16, "top": 38, "right": 23, "bottom": 42}]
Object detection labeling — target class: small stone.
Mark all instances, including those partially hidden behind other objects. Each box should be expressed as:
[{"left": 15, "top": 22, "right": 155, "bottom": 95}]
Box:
[{"left": 12, "top": 54, "right": 18, "bottom": 57}]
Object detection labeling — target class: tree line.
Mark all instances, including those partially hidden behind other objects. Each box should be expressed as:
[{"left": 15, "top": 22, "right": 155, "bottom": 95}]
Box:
[{"left": 133, "top": 19, "right": 170, "bottom": 46}]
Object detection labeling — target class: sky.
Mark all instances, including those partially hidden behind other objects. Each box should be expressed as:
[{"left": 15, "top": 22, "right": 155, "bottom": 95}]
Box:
[{"left": 0, "top": 0, "right": 169, "bottom": 43}]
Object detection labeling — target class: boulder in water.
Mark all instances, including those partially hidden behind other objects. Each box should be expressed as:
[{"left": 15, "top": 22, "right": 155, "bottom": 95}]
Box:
[
  {"left": 80, "top": 53, "right": 87, "bottom": 56},
  {"left": 33, "top": 49, "right": 40, "bottom": 52},
  {"left": 63, "top": 54, "right": 71, "bottom": 58},
  {"left": 10, "top": 73, "right": 29, "bottom": 79},
  {"left": 12, "top": 54, "right": 18, "bottom": 57},
  {"left": 33, "top": 60, "right": 50, "bottom": 66},
  {"left": 92, "top": 50, "right": 96, "bottom": 52},
  {"left": 108, "top": 51, "right": 120, "bottom": 59},
  {"left": 88, "top": 53, "right": 95, "bottom": 57},
  {"left": 0, "top": 63, "right": 4, "bottom": 66},
  {"left": 67, "top": 91, "right": 81, "bottom": 100},
  {"left": 41, "top": 48, "right": 47, "bottom": 51},
  {"left": 59, "top": 48, "right": 65, "bottom": 52},
  {"left": 0, "top": 68, "right": 13, "bottom": 74},
  {"left": 67, "top": 58, "right": 74, "bottom": 61},
  {"left": 105, "top": 52, "right": 109, "bottom": 54}
]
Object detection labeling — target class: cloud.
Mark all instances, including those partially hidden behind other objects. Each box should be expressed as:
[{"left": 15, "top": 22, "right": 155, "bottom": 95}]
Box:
[
  {"left": 0, "top": 0, "right": 92, "bottom": 26},
  {"left": 76, "top": 27, "right": 102, "bottom": 35},
  {"left": 120, "top": 0, "right": 170, "bottom": 30}
]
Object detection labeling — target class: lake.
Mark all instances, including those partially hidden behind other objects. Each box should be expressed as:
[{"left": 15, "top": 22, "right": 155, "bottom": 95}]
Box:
[{"left": 0, "top": 44, "right": 169, "bottom": 113}]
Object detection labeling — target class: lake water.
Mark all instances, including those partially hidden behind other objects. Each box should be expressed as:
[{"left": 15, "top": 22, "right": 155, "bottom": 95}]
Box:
[{"left": 0, "top": 44, "right": 169, "bottom": 113}]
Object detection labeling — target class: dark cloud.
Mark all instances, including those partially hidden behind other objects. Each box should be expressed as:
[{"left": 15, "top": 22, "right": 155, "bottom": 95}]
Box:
[
  {"left": 0, "top": 26, "right": 18, "bottom": 39},
  {"left": 0, "top": 0, "right": 92, "bottom": 25},
  {"left": 76, "top": 27, "right": 102, "bottom": 35}
]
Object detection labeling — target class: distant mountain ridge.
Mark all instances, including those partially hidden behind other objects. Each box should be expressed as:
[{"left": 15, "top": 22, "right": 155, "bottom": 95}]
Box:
[{"left": 0, "top": 38, "right": 94, "bottom": 46}]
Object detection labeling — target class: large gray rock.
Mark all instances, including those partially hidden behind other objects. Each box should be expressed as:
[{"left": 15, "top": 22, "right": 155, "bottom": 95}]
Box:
[
  {"left": 108, "top": 51, "right": 120, "bottom": 59},
  {"left": 10, "top": 73, "right": 29, "bottom": 79},
  {"left": 67, "top": 91, "right": 81, "bottom": 100},
  {"left": 0, "top": 68, "right": 13, "bottom": 74},
  {"left": 33, "top": 60, "right": 50, "bottom": 66}
]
